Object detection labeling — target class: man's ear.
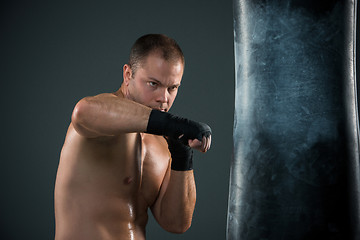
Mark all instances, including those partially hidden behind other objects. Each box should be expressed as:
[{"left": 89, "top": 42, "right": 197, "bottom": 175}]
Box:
[{"left": 123, "top": 64, "right": 132, "bottom": 86}]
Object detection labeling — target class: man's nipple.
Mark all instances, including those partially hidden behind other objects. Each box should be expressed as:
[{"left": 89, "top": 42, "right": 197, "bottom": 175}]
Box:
[{"left": 123, "top": 177, "right": 133, "bottom": 185}]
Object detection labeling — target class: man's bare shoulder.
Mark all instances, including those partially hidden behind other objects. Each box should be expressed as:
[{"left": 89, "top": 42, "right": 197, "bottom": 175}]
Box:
[
  {"left": 142, "top": 134, "right": 169, "bottom": 154},
  {"left": 81, "top": 92, "right": 122, "bottom": 102},
  {"left": 141, "top": 134, "right": 170, "bottom": 175},
  {"left": 140, "top": 134, "right": 170, "bottom": 207}
]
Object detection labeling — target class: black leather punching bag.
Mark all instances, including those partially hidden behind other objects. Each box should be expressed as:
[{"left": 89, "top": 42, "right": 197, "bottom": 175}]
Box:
[{"left": 227, "top": 0, "right": 360, "bottom": 239}]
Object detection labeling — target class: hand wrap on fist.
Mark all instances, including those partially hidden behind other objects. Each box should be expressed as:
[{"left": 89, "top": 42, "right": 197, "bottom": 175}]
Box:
[
  {"left": 146, "top": 109, "right": 211, "bottom": 141},
  {"left": 146, "top": 109, "right": 212, "bottom": 171}
]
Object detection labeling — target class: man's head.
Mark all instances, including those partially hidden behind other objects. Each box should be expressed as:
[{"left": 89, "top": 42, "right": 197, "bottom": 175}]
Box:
[
  {"left": 121, "top": 34, "right": 185, "bottom": 112},
  {"left": 128, "top": 34, "right": 185, "bottom": 77}
]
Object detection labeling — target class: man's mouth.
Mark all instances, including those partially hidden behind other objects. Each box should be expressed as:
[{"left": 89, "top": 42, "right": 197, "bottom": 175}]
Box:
[{"left": 152, "top": 106, "right": 167, "bottom": 112}]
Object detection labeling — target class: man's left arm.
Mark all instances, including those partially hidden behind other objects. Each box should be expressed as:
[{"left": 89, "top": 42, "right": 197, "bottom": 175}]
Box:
[
  {"left": 150, "top": 136, "right": 210, "bottom": 233},
  {"left": 146, "top": 109, "right": 211, "bottom": 233}
]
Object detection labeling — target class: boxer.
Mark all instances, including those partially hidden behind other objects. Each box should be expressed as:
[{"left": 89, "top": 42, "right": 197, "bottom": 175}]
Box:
[{"left": 55, "top": 34, "right": 211, "bottom": 240}]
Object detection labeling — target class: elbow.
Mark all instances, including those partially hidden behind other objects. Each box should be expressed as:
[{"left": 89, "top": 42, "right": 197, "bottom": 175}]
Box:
[
  {"left": 160, "top": 219, "right": 192, "bottom": 234},
  {"left": 71, "top": 98, "right": 96, "bottom": 137},
  {"left": 71, "top": 98, "right": 88, "bottom": 128},
  {"left": 170, "top": 224, "right": 192, "bottom": 234}
]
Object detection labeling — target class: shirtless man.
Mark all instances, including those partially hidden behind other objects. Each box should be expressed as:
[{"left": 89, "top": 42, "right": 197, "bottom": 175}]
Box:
[{"left": 54, "top": 34, "right": 212, "bottom": 240}]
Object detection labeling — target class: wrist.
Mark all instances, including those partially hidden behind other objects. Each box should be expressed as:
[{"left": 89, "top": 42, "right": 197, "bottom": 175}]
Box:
[
  {"left": 146, "top": 109, "right": 169, "bottom": 135},
  {"left": 145, "top": 110, "right": 187, "bottom": 139},
  {"left": 166, "top": 137, "right": 193, "bottom": 171}
]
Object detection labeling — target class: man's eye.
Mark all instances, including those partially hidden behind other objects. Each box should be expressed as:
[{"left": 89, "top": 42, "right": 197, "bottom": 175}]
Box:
[
  {"left": 148, "top": 82, "right": 157, "bottom": 87},
  {"left": 169, "top": 86, "right": 178, "bottom": 91}
]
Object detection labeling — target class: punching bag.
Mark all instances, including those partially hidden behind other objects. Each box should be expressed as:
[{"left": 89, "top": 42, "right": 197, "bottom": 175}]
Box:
[{"left": 227, "top": 0, "right": 360, "bottom": 239}]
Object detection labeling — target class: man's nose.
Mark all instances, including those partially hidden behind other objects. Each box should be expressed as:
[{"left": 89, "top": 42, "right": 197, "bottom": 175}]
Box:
[{"left": 156, "top": 88, "right": 168, "bottom": 103}]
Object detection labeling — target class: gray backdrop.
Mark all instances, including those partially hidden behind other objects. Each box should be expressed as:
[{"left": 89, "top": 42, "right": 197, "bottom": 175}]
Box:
[{"left": 0, "top": 0, "right": 234, "bottom": 239}]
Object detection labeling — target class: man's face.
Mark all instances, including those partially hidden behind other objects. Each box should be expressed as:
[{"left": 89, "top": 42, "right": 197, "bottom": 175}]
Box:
[{"left": 123, "top": 53, "right": 184, "bottom": 112}]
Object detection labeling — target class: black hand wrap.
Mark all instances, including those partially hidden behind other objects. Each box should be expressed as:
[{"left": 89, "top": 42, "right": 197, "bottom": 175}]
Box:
[
  {"left": 146, "top": 110, "right": 211, "bottom": 171},
  {"left": 166, "top": 137, "right": 193, "bottom": 171},
  {"left": 146, "top": 110, "right": 212, "bottom": 141}
]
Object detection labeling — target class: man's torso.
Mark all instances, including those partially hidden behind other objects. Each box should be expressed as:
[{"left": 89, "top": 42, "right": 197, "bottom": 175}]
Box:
[{"left": 54, "top": 124, "right": 170, "bottom": 240}]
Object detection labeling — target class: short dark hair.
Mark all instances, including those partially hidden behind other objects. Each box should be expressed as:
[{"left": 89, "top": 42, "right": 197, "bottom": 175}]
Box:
[{"left": 128, "top": 34, "right": 185, "bottom": 76}]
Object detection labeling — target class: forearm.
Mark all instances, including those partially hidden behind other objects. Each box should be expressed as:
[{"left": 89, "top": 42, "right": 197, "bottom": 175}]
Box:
[
  {"left": 155, "top": 170, "right": 196, "bottom": 233},
  {"left": 72, "top": 93, "right": 151, "bottom": 137}
]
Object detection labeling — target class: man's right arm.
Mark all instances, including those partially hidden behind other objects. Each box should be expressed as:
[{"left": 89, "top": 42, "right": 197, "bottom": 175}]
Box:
[{"left": 71, "top": 93, "right": 151, "bottom": 138}]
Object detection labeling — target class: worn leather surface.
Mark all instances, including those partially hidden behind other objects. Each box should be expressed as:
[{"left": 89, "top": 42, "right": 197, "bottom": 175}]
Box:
[{"left": 228, "top": 0, "right": 359, "bottom": 239}]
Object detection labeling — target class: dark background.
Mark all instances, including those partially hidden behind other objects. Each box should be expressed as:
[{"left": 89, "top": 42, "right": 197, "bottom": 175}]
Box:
[{"left": 0, "top": 0, "right": 234, "bottom": 239}]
